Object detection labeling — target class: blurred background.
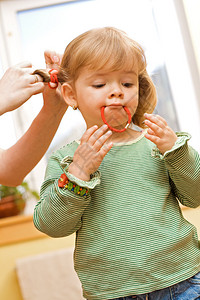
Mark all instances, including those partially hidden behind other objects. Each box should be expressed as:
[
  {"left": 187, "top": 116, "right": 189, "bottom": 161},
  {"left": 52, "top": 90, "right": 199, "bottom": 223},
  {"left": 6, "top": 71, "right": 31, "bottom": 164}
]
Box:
[
  {"left": 1, "top": 2, "right": 200, "bottom": 300},
  {"left": 0, "top": 0, "right": 200, "bottom": 204}
]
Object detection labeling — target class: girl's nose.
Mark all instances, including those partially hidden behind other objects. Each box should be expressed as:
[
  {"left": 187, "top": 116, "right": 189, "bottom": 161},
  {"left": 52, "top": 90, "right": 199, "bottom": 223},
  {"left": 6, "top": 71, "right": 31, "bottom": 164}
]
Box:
[{"left": 108, "top": 85, "right": 124, "bottom": 99}]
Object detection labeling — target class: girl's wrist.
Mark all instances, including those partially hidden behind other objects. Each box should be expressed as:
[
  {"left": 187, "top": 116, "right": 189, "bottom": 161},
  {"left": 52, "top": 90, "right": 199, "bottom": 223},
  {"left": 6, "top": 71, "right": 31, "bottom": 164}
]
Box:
[
  {"left": 58, "top": 173, "right": 90, "bottom": 197},
  {"left": 68, "top": 162, "right": 90, "bottom": 182},
  {"left": 158, "top": 136, "right": 178, "bottom": 154}
]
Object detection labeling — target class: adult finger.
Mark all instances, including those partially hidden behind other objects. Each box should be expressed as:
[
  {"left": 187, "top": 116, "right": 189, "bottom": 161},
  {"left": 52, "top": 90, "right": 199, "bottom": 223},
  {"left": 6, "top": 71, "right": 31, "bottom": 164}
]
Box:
[
  {"left": 15, "top": 61, "right": 33, "bottom": 68},
  {"left": 28, "top": 82, "right": 45, "bottom": 95},
  {"left": 44, "top": 50, "right": 61, "bottom": 69},
  {"left": 29, "top": 74, "right": 44, "bottom": 84},
  {"left": 44, "top": 50, "right": 57, "bottom": 63}
]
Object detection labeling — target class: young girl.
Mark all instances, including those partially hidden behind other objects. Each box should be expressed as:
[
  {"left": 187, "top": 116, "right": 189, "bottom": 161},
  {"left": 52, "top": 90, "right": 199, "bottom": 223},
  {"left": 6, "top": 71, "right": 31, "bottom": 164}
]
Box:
[{"left": 33, "top": 27, "right": 200, "bottom": 300}]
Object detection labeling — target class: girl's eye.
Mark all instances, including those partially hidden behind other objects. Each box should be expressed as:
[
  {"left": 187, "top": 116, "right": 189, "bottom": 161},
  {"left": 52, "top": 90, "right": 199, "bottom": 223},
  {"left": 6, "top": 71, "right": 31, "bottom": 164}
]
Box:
[
  {"left": 92, "top": 84, "right": 105, "bottom": 88},
  {"left": 122, "top": 83, "right": 134, "bottom": 88}
]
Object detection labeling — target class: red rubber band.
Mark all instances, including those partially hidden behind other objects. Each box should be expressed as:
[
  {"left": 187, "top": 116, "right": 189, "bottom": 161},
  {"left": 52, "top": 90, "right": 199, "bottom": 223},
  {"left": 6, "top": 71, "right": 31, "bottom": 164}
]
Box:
[
  {"left": 48, "top": 69, "right": 59, "bottom": 89},
  {"left": 101, "top": 106, "right": 132, "bottom": 133}
]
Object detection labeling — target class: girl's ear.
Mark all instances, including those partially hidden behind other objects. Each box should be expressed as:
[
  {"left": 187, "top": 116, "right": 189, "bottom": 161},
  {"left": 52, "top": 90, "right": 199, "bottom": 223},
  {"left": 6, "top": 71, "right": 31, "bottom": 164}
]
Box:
[{"left": 61, "top": 83, "right": 78, "bottom": 108}]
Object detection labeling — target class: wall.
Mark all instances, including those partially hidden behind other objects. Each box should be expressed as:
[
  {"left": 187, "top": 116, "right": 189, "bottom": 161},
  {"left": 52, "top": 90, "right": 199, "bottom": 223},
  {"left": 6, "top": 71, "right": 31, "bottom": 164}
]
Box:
[{"left": 181, "top": 0, "right": 200, "bottom": 238}]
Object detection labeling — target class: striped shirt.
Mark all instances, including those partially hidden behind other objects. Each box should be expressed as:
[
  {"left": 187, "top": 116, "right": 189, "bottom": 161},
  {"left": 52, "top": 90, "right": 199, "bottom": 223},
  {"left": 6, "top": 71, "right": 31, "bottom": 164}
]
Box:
[{"left": 34, "top": 132, "right": 200, "bottom": 300}]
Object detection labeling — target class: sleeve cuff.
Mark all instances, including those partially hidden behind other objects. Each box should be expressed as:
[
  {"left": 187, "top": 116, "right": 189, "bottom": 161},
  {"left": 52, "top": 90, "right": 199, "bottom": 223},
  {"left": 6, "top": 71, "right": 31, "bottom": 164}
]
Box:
[
  {"left": 151, "top": 132, "right": 191, "bottom": 159},
  {"left": 60, "top": 156, "right": 101, "bottom": 189}
]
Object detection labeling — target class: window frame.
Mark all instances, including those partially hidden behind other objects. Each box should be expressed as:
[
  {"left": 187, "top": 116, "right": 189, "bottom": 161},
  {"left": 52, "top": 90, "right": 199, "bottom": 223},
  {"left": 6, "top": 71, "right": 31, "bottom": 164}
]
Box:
[{"left": 152, "top": 0, "right": 200, "bottom": 147}]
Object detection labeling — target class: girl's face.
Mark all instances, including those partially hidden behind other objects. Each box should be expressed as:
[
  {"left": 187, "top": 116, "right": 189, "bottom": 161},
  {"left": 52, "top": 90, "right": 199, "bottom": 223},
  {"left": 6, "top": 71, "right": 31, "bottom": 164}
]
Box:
[{"left": 73, "top": 67, "right": 139, "bottom": 129}]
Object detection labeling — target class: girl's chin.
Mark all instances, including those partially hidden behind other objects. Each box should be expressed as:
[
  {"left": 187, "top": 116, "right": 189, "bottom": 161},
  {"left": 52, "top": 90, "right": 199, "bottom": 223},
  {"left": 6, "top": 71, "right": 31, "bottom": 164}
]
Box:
[
  {"left": 108, "top": 123, "right": 127, "bottom": 130},
  {"left": 103, "top": 111, "right": 128, "bottom": 127}
]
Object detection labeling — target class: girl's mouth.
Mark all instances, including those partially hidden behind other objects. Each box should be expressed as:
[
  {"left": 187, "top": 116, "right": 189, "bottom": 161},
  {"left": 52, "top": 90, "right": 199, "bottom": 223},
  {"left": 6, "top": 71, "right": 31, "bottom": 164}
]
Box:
[
  {"left": 107, "top": 103, "right": 123, "bottom": 107},
  {"left": 101, "top": 106, "right": 132, "bottom": 133}
]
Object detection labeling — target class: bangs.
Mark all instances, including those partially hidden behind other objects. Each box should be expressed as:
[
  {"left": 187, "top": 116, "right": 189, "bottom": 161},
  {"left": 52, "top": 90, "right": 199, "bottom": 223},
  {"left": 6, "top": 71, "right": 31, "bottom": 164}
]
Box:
[
  {"left": 85, "top": 38, "right": 139, "bottom": 73},
  {"left": 80, "top": 29, "right": 146, "bottom": 73}
]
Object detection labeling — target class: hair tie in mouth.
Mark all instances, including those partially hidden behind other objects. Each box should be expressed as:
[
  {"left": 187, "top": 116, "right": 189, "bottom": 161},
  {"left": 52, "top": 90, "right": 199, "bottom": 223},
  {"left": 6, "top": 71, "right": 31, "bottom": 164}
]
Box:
[
  {"left": 48, "top": 69, "right": 59, "bottom": 89},
  {"left": 101, "top": 106, "right": 132, "bottom": 133}
]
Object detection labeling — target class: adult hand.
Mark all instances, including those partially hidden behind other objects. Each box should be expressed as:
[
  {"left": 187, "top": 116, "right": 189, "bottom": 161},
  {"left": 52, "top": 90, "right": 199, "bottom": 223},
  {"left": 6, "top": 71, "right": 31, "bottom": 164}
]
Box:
[
  {"left": 144, "top": 113, "right": 177, "bottom": 154},
  {"left": 0, "top": 61, "right": 44, "bottom": 115},
  {"left": 44, "top": 50, "right": 62, "bottom": 70},
  {"left": 42, "top": 50, "right": 67, "bottom": 112}
]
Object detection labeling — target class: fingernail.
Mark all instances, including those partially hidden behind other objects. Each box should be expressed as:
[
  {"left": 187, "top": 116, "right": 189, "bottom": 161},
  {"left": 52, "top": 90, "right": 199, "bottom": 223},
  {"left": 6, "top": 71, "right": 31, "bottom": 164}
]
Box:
[
  {"left": 107, "top": 130, "right": 112, "bottom": 135},
  {"left": 49, "top": 82, "right": 57, "bottom": 88},
  {"left": 53, "top": 55, "right": 59, "bottom": 63},
  {"left": 102, "top": 124, "right": 108, "bottom": 129}
]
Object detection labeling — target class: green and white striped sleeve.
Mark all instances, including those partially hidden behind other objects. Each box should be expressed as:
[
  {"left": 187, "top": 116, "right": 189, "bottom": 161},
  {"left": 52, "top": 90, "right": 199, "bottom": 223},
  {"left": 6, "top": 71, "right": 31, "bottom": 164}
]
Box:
[
  {"left": 152, "top": 132, "right": 200, "bottom": 208},
  {"left": 33, "top": 151, "right": 100, "bottom": 237}
]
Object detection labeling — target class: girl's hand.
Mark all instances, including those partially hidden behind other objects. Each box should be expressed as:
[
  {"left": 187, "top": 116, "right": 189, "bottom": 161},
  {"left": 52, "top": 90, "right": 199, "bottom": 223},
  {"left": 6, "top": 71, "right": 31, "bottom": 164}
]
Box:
[
  {"left": 144, "top": 113, "right": 177, "bottom": 154},
  {"left": 68, "top": 125, "right": 113, "bottom": 181}
]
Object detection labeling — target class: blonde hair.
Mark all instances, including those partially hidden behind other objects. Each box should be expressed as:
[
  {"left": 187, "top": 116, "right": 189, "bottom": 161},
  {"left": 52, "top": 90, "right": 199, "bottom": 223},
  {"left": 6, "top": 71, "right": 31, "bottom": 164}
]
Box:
[{"left": 34, "top": 27, "right": 157, "bottom": 127}]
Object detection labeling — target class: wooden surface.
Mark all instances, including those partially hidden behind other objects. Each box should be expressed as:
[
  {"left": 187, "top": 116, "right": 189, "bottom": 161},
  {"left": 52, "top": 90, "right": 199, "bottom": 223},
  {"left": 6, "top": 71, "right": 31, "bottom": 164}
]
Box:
[
  {"left": 0, "top": 214, "right": 45, "bottom": 246},
  {"left": 0, "top": 215, "right": 75, "bottom": 300}
]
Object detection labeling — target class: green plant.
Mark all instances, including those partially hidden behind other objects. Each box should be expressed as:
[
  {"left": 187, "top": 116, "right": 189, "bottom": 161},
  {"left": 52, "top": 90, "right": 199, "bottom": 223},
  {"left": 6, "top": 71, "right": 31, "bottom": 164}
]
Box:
[
  {"left": 0, "top": 181, "right": 39, "bottom": 218},
  {"left": 0, "top": 181, "right": 39, "bottom": 199}
]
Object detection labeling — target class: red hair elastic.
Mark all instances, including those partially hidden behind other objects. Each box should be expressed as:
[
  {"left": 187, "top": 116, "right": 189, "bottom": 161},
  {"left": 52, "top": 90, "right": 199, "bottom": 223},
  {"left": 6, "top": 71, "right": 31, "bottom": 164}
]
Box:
[
  {"left": 101, "top": 106, "right": 132, "bottom": 133},
  {"left": 48, "top": 69, "right": 59, "bottom": 89}
]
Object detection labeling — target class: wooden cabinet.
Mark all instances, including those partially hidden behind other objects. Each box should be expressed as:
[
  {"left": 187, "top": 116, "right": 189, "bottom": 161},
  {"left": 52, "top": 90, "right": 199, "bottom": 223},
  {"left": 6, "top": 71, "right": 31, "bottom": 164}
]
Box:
[{"left": 0, "top": 215, "right": 75, "bottom": 300}]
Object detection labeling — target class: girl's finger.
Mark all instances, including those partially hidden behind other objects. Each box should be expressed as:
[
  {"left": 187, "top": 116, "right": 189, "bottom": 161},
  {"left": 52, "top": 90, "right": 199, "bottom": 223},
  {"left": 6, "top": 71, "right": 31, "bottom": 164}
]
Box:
[
  {"left": 147, "top": 128, "right": 155, "bottom": 135},
  {"left": 93, "top": 130, "right": 112, "bottom": 151},
  {"left": 145, "top": 132, "right": 160, "bottom": 144},
  {"left": 80, "top": 125, "right": 98, "bottom": 144},
  {"left": 99, "top": 142, "right": 113, "bottom": 158},
  {"left": 144, "top": 119, "right": 163, "bottom": 137},
  {"left": 88, "top": 124, "right": 109, "bottom": 146},
  {"left": 153, "top": 114, "right": 168, "bottom": 126},
  {"left": 144, "top": 113, "right": 166, "bottom": 128}
]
